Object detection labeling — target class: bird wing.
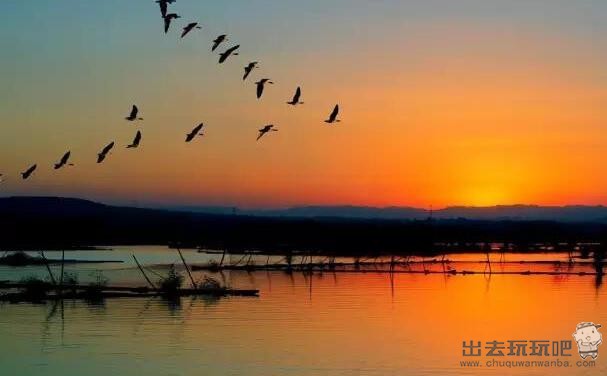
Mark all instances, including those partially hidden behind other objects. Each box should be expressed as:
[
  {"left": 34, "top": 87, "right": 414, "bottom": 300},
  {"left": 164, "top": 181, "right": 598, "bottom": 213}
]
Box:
[
  {"left": 256, "top": 82, "right": 264, "bottom": 98},
  {"left": 130, "top": 105, "right": 138, "bottom": 118},
  {"left": 187, "top": 123, "right": 203, "bottom": 140},
  {"left": 243, "top": 67, "right": 250, "bottom": 80},
  {"left": 158, "top": 2, "right": 167, "bottom": 17},
  {"left": 228, "top": 45, "right": 240, "bottom": 54},
  {"left": 61, "top": 151, "right": 70, "bottom": 164},
  {"left": 164, "top": 17, "right": 171, "bottom": 33},
  {"left": 292, "top": 87, "right": 301, "bottom": 102},
  {"left": 212, "top": 35, "right": 224, "bottom": 51},
  {"left": 134, "top": 130, "right": 142, "bottom": 145},
  {"left": 25, "top": 164, "right": 37, "bottom": 176},
  {"left": 183, "top": 23, "right": 197, "bottom": 37},
  {"left": 256, "top": 131, "right": 266, "bottom": 141},
  {"left": 219, "top": 46, "right": 238, "bottom": 63},
  {"left": 330, "top": 105, "right": 339, "bottom": 120},
  {"left": 102, "top": 142, "right": 115, "bottom": 154}
]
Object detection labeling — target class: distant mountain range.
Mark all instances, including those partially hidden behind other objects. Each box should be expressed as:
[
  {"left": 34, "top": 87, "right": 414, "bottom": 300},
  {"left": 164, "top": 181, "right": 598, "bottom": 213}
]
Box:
[
  {"left": 170, "top": 203, "right": 607, "bottom": 223},
  {"left": 2, "top": 196, "right": 607, "bottom": 223}
]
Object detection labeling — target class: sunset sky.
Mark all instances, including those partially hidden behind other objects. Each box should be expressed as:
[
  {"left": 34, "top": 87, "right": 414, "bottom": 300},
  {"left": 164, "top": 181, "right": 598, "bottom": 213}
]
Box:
[{"left": 1, "top": 0, "right": 607, "bottom": 208}]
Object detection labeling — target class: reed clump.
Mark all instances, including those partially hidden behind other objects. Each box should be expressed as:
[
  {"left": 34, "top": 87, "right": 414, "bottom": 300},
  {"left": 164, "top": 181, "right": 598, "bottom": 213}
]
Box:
[
  {"left": 61, "top": 272, "right": 79, "bottom": 294},
  {"left": 207, "top": 259, "right": 220, "bottom": 272},
  {"left": 19, "top": 276, "right": 52, "bottom": 300},
  {"left": 159, "top": 265, "right": 184, "bottom": 295},
  {"left": 85, "top": 271, "right": 109, "bottom": 300},
  {"left": 199, "top": 276, "right": 221, "bottom": 289}
]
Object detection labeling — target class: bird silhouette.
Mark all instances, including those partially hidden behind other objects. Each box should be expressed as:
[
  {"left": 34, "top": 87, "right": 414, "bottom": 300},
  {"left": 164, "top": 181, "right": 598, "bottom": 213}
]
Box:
[
  {"left": 125, "top": 105, "right": 143, "bottom": 121},
  {"left": 156, "top": 0, "right": 175, "bottom": 18},
  {"left": 97, "top": 142, "right": 115, "bottom": 163},
  {"left": 325, "top": 104, "right": 340, "bottom": 124},
  {"left": 287, "top": 86, "right": 304, "bottom": 105},
  {"left": 127, "top": 130, "right": 142, "bottom": 148},
  {"left": 163, "top": 13, "right": 180, "bottom": 33},
  {"left": 218, "top": 45, "right": 240, "bottom": 63},
  {"left": 186, "top": 123, "right": 204, "bottom": 142},
  {"left": 212, "top": 34, "right": 227, "bottom": 51},
  {"left": 257, "top": 124, "right": 278, "bottom": 141},
  {"left": 54, "top": 151, "right": 73, "bottom": 170},
  {"left": 243, "top": 62, "right": 258, "bottom": 80},
  {"left": 255, "top": 78, "right": 274, "bottom": 99},
  {"left": 21, "top": 164, "right": 37, "bottom": 180},
  {"left": 181, "top": 22, "right": 201, "bottom": 38}
]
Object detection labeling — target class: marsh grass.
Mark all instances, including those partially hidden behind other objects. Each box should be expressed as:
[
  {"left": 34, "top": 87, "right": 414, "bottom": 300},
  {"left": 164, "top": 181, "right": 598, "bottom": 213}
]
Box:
[{"left": 62, "top": 272, "right": 79, "bottom": 293}]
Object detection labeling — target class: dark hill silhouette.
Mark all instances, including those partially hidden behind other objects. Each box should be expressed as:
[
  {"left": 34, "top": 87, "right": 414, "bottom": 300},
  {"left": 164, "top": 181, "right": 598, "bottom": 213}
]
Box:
[{"left": 1, "top": 196, "right": 607, "bottom": 255}]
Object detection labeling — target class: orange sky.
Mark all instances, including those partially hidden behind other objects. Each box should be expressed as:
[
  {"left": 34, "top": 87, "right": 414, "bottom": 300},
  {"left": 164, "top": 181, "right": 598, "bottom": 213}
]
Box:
[{"left": 1, "top": 2, "right": 607, "bottom": 208}]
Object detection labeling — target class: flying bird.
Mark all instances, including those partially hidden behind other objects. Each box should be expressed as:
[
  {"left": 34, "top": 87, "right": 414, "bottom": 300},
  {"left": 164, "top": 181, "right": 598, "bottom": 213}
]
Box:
[
  {"left": 218, "top": 45, "right": 240, "bottom": 63},
  {"left": 54, "top": 151, "right": 73, "bottom": 170},
  {"left": 156, "top": 0, "right": 175, "bottom": 18},
  {"left": 212, "top": 34, "right": 227, "bottom": 51},
  {"left": 181, "top": 22, "right": 201, "bottom": 38},
  {"left": 257, "top": 125, "right": 278, "bottom": 141},
  {"left": 125, "top": 105, "right": 143, "bottom": 121},
  {"left": 127, "top": 130, "right": 142, "bottom": 148},
  {"left": 324, "top": 104, "right": 340, "bottom": 124},
  {"left": 243, "top": 62, "right": 258, "bottom": 80},
  {"left": 185, "top": 123, "right": 204, "bottom": 142},
  {"left": 287, "top": 86, "right": 304, "bottom": 105},
  {"left": 21, "top": 164, "right": 37, "bottom": 180},
  {"left": 97, "top": 142, "right": 115, "bottom": 164},
  {"left": 163, "top": 13, "right": 180, "bottom": 33},
  {"left": 255, "top": 78, "right": 273, "bottom": 99}
]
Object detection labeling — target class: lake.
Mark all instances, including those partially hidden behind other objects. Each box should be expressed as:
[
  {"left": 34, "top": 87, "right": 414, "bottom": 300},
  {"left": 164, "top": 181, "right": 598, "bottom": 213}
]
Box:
[{"left": 1, "top": 246, "right": 605, "bottom": 375}]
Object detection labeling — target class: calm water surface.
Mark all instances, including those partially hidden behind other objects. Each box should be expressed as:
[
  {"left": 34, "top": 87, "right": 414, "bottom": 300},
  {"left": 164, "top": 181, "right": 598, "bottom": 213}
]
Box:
[{"left": 1, "top": 246, "right": 605, "bottom": 375}]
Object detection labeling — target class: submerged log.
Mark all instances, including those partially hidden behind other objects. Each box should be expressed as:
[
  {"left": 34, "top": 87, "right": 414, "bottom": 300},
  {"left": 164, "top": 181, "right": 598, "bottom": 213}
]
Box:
[
  {"left": 192, "top": 262, "right": 604, "bottom": 276},
  {"left": 0, "top": 282, "right": 259, "bottom": 303}
]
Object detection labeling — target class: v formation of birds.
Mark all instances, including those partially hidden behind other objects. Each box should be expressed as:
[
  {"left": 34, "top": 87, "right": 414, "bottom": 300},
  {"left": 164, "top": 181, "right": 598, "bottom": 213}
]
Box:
[{"left": 1, "top": 0, "right": 341, "bottom": 184}]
